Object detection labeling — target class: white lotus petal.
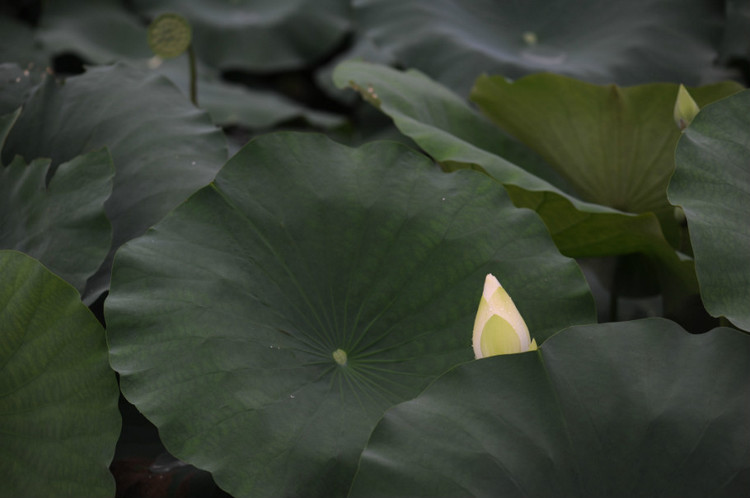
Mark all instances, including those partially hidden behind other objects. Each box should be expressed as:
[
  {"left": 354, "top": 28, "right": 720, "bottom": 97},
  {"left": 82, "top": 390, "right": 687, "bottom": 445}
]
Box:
[{"left": 472, "top": 274, "right": 535, "bottom": 358}]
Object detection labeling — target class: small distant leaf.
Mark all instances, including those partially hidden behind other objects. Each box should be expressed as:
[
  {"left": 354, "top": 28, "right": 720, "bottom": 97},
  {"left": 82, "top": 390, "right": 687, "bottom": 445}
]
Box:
[
  {"left": 36, "top": 0, "right": 152, "bottom": 63},
  {"left": 355, "top": 0, "right": 733, "bottom": 96},
  {"left": 0, "top": 250, "right": 121, "bottom": 498},
  {"left": 670, "top": 90, "right": 750, "bottom": 331},
  {"left": 719, "top": 0, "right": 750, "bottom": 61},
  {"left": 132, "top": 0, "right": 351, "bottom": 71}
]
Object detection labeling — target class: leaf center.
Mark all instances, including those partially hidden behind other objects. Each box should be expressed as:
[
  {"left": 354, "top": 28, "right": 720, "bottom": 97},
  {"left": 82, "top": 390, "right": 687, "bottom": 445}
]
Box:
[{"left": 332, "top": 348, "right": 348, "bottom": 366}]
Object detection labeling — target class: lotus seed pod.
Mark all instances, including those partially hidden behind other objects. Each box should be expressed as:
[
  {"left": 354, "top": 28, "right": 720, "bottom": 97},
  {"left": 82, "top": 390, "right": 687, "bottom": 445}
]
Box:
[
  {"left": 472, "top": 274, "right": 537, "bottom": 358},
  {"left": 148, "top": 13, "right": 192, "bottom": 59}
]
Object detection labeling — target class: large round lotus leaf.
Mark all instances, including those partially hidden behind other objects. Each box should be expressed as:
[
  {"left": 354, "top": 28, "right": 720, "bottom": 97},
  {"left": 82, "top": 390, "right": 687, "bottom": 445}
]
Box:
[
  {"left": 333, "top": 61, "right": 697, "bottom": 286},
  {"left": 349, "top": 318, "right": 750, "bottom": 497},
  {"left": 354, "top": 0, "right": 732, "bottom": 96},
  {"left": 131, "top": 0, "right": 351, "bottom": 72},
  {"left": 470, "top": 73, "right": 743, "bottom": 214},
  {"left": 105, "top": 132, "right": 595, "bottom": 498},
  {"left": 670, "top": 90, "right": 750, "bottom": 332},
  {"left": 2, "top": 62, "right": 227, "bottom": 302},
  {"left": 0, "top": 250, "right": 121, "bottom": 498},
  {"left": 0, "top": 147, "right": 113, "bottom": 294}
]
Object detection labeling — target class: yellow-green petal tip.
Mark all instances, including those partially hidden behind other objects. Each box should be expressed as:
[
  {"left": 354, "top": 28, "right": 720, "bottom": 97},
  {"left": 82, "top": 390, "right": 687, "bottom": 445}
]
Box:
[
  {"left": 472, "top": 274, "right": 536, "bottom": 358},
  {"left": 674, "top": 84, "right": 700, "bottom": 131}
]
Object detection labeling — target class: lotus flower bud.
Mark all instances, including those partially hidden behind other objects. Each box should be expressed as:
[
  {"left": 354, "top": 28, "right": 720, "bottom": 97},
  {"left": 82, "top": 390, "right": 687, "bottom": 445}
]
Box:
[
  {"left": 674, "top": 84, "right": 700, "bottom": 131},
  {"left": 473, "top": 274, "right": 537, "bottom": 358}
]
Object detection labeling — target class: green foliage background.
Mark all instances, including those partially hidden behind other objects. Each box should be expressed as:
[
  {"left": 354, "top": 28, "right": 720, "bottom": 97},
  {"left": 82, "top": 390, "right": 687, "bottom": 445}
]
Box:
[{"left": 0, "top": 1, "right": 748, "bottom": 497}]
